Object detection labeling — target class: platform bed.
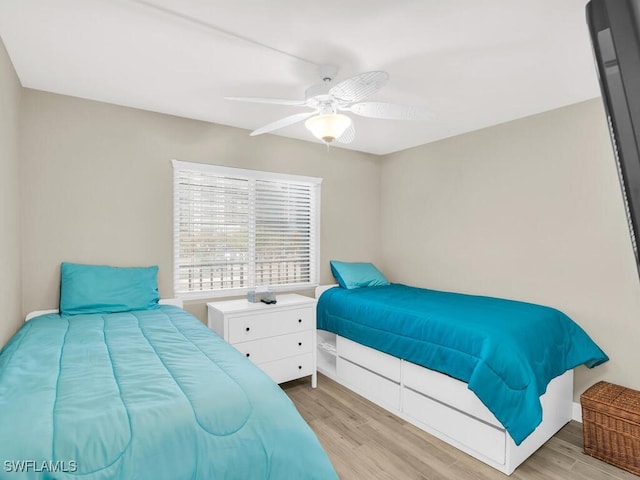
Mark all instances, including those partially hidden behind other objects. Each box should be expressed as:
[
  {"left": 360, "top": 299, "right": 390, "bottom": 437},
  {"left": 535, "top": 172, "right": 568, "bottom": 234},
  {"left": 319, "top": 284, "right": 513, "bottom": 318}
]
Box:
[{"left": 315, "top": 286, "right": 573, "bottom": 475}]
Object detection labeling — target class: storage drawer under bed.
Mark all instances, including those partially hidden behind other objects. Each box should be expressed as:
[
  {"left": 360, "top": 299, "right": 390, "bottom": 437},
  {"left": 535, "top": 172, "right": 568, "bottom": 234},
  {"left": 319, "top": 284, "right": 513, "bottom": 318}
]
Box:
[
  {"left": 337, "top": 336, "right": 401, "bottom": 382},
  {"left": 336, "top": 356, "right": 401, "bottom": 410},
  {"left": 403, "top": 360, "right": 501, "bottom": 428},
  {"left": 322, "top": 332, "right": 574, "bottom": 475},
  {"left": 402, "top": 387, "right": 506, "bottom": 464},
  {"left": 335, "top": 336, "right": 506, "bottom": 465},
  {"left": 335, "top": 336, "right": 402, "bottom": 410}
]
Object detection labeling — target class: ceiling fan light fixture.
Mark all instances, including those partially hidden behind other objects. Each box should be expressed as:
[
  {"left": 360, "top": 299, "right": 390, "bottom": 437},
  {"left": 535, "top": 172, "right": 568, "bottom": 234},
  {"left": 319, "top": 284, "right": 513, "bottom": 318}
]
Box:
[
  {"left": 305, "top": 113, "right": 352, "bottom": 143},
  {"left": 230, "top": 68, "right": 429, "bottom": 144}
]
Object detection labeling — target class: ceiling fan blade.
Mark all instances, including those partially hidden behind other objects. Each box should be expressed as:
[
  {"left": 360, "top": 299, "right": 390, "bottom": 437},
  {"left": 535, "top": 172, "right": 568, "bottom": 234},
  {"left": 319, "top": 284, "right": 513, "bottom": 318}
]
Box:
[
  {"left": 329, "top": 71, "right": 389, "bottom": 103},
  {"left": 350, "top": 102, "right": 433, "bottom": 121},
  {"left": 225, "top": 96, "right": 307, "bottom": 106},
  {"left": 250, "top": 111, "right": 317, "bottom": 136},
  {"left": 336, "top": 123, "right": 355, "bottom": 144}
]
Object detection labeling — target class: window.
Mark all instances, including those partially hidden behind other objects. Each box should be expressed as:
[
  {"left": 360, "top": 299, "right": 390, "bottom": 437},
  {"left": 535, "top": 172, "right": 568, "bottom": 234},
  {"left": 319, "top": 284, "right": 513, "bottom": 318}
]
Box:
[{"left": 172, "top": 160, "right": 322, "bottom": 297}]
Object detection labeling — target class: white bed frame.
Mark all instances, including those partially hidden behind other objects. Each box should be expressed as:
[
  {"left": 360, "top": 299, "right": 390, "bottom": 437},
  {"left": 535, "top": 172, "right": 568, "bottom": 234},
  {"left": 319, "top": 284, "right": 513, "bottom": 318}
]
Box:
[
  {"left": 315, "top": 285, "right": 573, "bottom": 475},
  {"left": 24, "top": 298, "right": 184, "bottom": 322}
]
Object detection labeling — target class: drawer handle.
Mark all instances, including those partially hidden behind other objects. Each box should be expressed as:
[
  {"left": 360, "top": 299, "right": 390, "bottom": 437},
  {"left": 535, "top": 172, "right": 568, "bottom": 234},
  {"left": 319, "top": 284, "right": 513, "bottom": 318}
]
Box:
[
  {"left": 298, "top": 342, "right": 302, "bottom": 346},
  {"left": 298, "top": 365, "right": 302, "bottom": 370},
  {"left": 245, "top": 327, "right": 250, "bottom": 332},
  {"left": 298, "top": 319, "right": 302, "bottom": 323},
  {"left": 246, "top": 353, "right": 250, "bottom": 358}
]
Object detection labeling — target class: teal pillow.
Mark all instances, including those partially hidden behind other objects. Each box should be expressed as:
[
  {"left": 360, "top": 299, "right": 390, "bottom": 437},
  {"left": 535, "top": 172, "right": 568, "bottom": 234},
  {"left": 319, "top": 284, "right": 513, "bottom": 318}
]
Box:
[
  {"left": 330, "top": 261, "right": 390, "bottom": 289},
  {"left": 60, "top": 262, "right": 160, "bottom": 315}
]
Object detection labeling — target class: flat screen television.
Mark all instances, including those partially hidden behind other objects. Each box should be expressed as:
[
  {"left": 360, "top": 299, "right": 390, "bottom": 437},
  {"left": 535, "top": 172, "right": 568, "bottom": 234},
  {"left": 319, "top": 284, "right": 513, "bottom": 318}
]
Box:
[{"left": 587, "top": 0, "right": 640, "bottom": 275}]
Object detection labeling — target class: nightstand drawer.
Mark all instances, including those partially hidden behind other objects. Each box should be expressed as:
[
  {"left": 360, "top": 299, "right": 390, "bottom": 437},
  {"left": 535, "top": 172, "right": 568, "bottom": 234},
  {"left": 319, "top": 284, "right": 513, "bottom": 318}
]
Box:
[
  {"left": 258, "top": 353, "right": 314, "bottom": 384},
  {"left": 228, "top": 307, "right": 314, "bottom": 344},
  {"left": 235, "top": 330, "right": 314, "bottom": 364}
]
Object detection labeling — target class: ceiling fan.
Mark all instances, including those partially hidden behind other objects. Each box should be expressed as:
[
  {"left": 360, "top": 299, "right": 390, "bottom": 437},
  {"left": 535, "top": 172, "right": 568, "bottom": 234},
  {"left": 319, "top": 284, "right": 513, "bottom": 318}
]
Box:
[{"left": 225, "top": 65, "right": 432, "bottom": 144}]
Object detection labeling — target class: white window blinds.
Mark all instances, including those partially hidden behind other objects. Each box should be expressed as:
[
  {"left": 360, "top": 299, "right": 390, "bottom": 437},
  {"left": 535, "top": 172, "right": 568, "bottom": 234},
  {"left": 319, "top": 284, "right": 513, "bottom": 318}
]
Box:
[{"left": 172, "top": 160, "right": 321, "bottom": 297}]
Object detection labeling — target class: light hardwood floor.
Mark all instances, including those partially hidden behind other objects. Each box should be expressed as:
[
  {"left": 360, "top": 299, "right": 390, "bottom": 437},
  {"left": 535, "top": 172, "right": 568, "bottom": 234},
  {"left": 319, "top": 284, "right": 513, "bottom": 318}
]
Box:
[{"left": 282, "top": 374, "right": 637, "bottom": 480}]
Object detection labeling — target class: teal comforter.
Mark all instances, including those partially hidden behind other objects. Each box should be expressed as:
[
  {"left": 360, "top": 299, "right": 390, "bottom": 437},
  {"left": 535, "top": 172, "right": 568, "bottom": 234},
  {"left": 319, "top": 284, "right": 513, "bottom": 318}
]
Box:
[
  {"left": 317, "top": 284, "right": 608, "bottom": 445},
  {"left": 0, "top": 306, "right": 337, "bottom": 480}
]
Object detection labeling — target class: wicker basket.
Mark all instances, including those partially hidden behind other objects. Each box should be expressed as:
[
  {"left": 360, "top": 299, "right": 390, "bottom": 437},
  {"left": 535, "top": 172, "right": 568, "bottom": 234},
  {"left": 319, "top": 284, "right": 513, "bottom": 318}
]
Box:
[{"left": 581, "top": 381, "right": 640, "bottom": 476}]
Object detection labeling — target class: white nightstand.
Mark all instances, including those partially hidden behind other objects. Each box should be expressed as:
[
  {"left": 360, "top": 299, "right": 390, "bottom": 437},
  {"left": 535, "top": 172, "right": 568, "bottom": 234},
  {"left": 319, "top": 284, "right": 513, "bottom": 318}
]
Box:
[{"left": 207, "top": 294, "right": 317, "bottom": 387}]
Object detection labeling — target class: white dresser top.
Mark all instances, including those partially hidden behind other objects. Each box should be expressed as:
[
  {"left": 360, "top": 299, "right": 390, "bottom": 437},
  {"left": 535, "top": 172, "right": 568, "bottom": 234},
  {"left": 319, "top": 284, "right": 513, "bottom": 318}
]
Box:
[{"left": 207, "top": 293, "right": 316, "bottom": 314}]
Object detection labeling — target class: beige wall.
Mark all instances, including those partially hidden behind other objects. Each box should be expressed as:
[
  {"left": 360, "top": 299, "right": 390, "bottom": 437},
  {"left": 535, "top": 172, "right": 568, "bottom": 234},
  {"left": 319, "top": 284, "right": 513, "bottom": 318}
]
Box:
[
  {"left": 0, "top": 37, "right": 22, "bottom": 348},
  {"left": 380, "top": 99, "right": 640, "bottom": 399},
  {"left": 19, "top": 89, "right": 381, "bottom": 323}
]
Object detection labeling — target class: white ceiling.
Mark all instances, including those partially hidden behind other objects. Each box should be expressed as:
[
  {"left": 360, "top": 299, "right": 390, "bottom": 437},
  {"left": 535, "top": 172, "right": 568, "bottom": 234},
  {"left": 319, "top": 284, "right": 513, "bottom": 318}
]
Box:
[{"left": 0, "top": 0, "right": 600, "bottom": 155}]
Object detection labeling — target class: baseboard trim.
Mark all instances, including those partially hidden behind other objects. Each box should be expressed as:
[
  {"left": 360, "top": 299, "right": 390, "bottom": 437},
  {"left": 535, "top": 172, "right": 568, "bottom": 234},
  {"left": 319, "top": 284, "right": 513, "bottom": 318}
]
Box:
[{"left": 572, "top": 401, "right": 582, "bottom": 423}]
